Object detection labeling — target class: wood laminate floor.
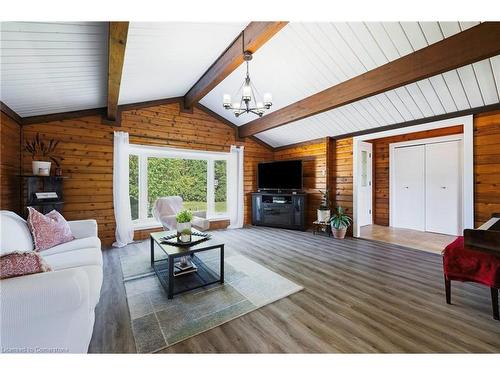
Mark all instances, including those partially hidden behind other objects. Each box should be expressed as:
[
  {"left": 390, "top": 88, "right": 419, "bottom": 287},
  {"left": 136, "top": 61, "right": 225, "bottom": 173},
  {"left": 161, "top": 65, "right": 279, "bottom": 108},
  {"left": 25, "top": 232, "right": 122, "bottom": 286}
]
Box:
[
  {"left": 88, "top": 226, "right": 500, "bottom": 353},
  {"left": 360, "top": 224, "right": 457, "bottom": 254}
]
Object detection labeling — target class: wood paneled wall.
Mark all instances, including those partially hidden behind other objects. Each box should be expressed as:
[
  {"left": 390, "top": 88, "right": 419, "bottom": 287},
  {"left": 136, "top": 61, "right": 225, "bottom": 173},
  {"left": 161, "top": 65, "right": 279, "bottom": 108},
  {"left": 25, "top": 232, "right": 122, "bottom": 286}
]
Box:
[
  {"left": 330, "top": 138, "right": 354, "bottom": 236},
  {"left": 21, "top": 102, "right": 272, "bottom": 246},
  {"left": 0, "top": 112, "right": 21, "bottom": 213},
  {"left": 5, "top": 104, "right": 499, "bottom": 244},
  {"left": 331, "top": 138, "right": 353, "bottom": 215},
  {"left": 274, "top": 139, "right": 327, "bottom": 225},
  {"left": 474, "top": 110, "right": 500, "bottom": 227},
  {"left": 369, "top": 125, "right": 463, "bottom": 226}
]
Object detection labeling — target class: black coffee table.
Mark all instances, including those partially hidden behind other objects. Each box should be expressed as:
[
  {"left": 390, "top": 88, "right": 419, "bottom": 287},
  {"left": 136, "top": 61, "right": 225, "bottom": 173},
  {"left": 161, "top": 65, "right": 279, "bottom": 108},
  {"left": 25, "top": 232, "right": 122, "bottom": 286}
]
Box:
[{"left": 150, "top": 231, "right": 224, "bottom": 299}]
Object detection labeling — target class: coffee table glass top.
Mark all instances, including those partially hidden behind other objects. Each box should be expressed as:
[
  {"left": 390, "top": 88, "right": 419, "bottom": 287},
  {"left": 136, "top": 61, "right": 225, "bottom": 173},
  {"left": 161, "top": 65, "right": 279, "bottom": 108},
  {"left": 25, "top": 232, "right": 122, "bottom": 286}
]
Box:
[{"left": 150, "top": 230, "right": 224, "bottom": 256}]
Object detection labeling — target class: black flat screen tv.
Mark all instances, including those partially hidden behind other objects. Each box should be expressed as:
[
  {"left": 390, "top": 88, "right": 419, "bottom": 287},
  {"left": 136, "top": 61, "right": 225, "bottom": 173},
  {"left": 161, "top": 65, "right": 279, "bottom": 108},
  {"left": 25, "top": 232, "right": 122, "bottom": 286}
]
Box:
[{"left": 258, "top": 160, "right": 303, "bottom": 191}]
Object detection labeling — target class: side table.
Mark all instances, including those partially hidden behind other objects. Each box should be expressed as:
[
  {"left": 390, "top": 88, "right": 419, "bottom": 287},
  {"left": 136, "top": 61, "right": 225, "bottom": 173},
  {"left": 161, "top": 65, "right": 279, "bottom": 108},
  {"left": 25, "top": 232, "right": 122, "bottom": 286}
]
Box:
[{"left": 312, "top": 220, "right": 332, "bottom": 237}]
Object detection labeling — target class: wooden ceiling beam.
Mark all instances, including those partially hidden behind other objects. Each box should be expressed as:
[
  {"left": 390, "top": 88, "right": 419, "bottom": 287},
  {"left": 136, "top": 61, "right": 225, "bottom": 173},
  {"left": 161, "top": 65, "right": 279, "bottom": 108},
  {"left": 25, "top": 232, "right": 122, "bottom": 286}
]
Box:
[
  {"left": 238, "top": 22, "right": 500, "bottom": 138},
  {"left": 107, "top": 22, "right": 129, "bottom": 122},
  {"left": 183, "top": 21, "right": 287, "bottom": 110}
]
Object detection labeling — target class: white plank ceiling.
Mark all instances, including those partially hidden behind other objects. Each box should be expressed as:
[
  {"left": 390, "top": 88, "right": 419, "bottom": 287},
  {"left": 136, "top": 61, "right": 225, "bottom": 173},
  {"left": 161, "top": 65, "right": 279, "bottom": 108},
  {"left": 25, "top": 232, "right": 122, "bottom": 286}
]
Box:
[
  {"left": 1, "top": 21, "right": 498, "bottom": 148},
  {"left": 118, "top": 22, "right": 247, "bottom": 104},
  {"left": 256, "top": 55, "right": 500, "bottom": 147},
  {"left": 199, "top": 22, "right": 500, "bottom": 147},
  {"left": 0, "top": 22, "right": 108, "bottom": 117}
]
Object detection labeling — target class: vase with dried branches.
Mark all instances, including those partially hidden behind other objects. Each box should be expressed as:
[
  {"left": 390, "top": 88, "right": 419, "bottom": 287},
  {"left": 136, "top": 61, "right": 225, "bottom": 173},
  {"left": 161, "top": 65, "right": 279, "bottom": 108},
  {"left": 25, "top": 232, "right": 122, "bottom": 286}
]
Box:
[{"left": 24, "top": 133, "right": 63, "bottom": 176}]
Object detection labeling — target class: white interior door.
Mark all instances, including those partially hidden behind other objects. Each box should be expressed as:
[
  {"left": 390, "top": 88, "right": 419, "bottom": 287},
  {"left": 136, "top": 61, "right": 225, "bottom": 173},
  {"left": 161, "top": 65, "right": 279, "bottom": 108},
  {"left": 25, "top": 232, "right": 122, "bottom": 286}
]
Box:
[
  {"left": 358, "top": 142, "right": 373, "bottom": 226},
  {"left": 425, "top": 141, "right": 462, "bottom": 235},
  {"left": 392, "top": 145, "right": 425, "bottom": 231}
]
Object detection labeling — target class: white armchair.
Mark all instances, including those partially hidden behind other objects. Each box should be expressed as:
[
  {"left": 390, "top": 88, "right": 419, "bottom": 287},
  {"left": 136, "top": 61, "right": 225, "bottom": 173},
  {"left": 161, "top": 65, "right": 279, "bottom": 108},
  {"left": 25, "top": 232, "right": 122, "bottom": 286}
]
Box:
[{"left": 152, "top": 196, "right": 210, "bottom": 231}]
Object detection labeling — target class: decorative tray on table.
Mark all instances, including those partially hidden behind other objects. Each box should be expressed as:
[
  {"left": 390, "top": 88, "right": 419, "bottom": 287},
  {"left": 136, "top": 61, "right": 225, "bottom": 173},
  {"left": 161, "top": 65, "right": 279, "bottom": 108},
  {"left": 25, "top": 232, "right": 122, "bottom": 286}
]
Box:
[{"left": 159, "top": 231, "right": 211, "bottom": 247}]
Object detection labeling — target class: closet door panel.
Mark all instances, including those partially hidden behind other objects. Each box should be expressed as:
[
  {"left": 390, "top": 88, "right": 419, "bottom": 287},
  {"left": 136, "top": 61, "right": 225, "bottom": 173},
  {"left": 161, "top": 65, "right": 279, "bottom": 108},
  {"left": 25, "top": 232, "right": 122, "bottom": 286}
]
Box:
[
  {"left": 392, "top": 145, "right": 426, "bottom": 231},
  {"left": 425, "top": 141, "right": 462, "bottom": 235}
]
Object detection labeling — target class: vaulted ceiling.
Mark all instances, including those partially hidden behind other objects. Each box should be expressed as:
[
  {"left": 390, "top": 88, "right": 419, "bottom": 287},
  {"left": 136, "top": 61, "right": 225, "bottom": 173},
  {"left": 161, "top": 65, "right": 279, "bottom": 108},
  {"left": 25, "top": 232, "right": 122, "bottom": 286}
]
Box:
[{"left": 1, "top": 21, "right": 499, "bottom": 147}]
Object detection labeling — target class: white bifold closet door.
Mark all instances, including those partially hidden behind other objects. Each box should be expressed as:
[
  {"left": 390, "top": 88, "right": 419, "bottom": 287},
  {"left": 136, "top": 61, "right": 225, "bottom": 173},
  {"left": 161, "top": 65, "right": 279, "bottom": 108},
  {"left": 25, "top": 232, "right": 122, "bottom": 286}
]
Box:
[
  {"left": 393, "top": 145, "right": 426, "bottom": 231},
  {"left": 425, "top": 141, "right": 462, "bottom": 235},
  {"left": 392, "top": 140, "right": 462, "bottom": 236}
]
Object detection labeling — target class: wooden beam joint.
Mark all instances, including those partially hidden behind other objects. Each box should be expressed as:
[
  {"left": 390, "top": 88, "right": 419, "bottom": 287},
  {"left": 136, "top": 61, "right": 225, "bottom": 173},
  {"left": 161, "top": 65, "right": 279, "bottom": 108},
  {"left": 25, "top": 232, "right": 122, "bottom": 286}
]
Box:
[{"left": 107, "top": 22, "right": 129, "bottom": 122}]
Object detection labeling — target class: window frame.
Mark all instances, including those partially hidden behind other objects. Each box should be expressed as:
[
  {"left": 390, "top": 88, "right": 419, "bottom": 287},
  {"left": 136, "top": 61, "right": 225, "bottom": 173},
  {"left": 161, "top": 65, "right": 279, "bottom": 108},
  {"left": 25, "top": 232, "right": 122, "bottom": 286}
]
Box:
[{"left": 129, "top": 144, "right": 230, "bottom": 229}]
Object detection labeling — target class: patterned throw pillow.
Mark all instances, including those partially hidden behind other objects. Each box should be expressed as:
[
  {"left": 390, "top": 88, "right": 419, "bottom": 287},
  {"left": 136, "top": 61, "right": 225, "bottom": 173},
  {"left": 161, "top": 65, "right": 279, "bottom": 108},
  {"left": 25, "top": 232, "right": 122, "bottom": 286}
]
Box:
[
  {"left": 27, "top": 207, "right": 75, "bottom": 252},
  {"left": 0, "top": 251, "right": 52, "bottom": 280}
]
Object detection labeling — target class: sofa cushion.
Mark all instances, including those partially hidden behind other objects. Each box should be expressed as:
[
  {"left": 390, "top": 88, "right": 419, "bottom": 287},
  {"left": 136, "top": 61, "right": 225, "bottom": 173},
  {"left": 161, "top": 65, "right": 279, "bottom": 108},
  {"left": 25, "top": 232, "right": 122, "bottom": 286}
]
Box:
[
  {"left": 0, "top": 211, "right": 34, "bottom": 254},
  {"left": 43, "top": 247, "right": 103, "bottom": 270},
  {"left": 42, "top": 247, "right": 103, "bottom": 307},
  {"left": 41, "top": 237, "right": 101, "bottom": 256},
  {"left": 0, "top": 251, "right": 52, "bottom": 280}
]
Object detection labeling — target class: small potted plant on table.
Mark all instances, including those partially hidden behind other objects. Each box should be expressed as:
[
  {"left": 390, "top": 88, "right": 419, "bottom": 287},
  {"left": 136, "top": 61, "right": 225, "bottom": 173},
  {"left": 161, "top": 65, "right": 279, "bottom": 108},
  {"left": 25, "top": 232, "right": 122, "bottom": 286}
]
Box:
[
  {"left": 329, "top": 206, "right": 352, "bottom": 239},
  {"left": 317, "top": 188, "right": 331, "bottom": 222},
  {"left": 176, "top": 209, "right": 193, "bottom": 243}
]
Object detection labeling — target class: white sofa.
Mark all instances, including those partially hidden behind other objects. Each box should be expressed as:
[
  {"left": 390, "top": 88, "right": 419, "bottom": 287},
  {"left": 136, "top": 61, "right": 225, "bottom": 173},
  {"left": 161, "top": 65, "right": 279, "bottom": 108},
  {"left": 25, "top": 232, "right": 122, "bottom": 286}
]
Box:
[{"left": 0, "top": 211, "right": 103, "bottom": 353}]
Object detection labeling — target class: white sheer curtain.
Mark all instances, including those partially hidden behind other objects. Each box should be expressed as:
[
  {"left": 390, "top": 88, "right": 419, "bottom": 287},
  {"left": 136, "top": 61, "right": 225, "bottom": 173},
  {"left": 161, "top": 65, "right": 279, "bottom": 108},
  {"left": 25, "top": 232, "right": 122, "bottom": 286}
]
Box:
[
  {"left": 228, "top": 145, "right": 244, "bottom": 229},
  {"left": 112, "top": 131, "right": 133, "bottom": 247}
]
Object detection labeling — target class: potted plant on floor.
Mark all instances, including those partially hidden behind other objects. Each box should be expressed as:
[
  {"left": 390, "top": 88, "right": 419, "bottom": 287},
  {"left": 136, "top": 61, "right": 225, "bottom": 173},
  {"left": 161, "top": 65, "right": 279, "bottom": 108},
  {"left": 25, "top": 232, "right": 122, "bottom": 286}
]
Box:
[
  {"left": 24, "top": 133, "right": 62, "bottom": 176},
  {"left": 317, "top": 188, "right": 331, "bottom": 222},
  {"left": 329, "top": 206, "right": 352, "bottom": 239},
  {"left": 176, "top": 209, "right": 193, "bottom": 243}
]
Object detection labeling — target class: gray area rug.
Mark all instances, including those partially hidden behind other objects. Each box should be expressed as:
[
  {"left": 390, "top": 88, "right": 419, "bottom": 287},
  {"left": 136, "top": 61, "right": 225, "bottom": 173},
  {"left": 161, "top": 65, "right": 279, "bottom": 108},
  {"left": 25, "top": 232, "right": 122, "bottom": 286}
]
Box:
[{"left": 119, "top": 236, "right": 303, "bottom": 353}]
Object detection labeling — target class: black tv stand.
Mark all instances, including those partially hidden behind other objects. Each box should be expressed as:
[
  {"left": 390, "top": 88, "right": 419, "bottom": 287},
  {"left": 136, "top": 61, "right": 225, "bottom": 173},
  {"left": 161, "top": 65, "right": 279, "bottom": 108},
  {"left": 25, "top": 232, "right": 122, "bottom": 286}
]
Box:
[{"left": 251, "top": 191, "right": 306, "bottom": 231}]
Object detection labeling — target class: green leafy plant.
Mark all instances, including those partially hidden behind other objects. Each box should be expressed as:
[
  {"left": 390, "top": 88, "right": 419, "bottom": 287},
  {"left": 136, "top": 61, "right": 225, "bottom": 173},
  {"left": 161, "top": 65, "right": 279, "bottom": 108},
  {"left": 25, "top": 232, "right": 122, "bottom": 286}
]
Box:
[
  {"left": 24, "top": 133, "right": 63, "bottom": 165},
  {"left": 176, "top": 209, "right": 193, "bottom": 223},
  {"left": 318, "top": 188, "right": 330, "bottom": 210},
  {"left": 181, "top": 228, "right": 192, "bottom": 235},
  {"left": 329, "top": 206, "right": 352, "bottom": 229}
]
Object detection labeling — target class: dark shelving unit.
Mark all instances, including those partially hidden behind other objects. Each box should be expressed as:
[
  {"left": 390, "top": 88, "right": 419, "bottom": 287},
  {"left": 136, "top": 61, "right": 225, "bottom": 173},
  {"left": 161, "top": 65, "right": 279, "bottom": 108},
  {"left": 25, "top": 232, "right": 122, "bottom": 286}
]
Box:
[{"left": 19, "top": 175, "right": 67, "bottom": 216}]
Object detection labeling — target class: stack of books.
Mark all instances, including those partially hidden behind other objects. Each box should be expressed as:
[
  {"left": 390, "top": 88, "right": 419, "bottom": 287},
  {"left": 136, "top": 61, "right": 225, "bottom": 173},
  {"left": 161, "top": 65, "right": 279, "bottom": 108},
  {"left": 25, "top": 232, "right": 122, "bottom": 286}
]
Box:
[{"left": 173, "top": 261, "right": 198, "bottom": 277}]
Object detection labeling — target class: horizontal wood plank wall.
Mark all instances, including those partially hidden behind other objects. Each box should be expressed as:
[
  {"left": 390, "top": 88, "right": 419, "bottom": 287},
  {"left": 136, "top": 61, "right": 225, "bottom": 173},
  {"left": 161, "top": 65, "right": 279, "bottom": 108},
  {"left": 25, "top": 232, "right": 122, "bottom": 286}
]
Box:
[
  {"left": 273, "top": 139, "right": 327, "bottom": 226},
  {"left": 369, "top": 125, "right": 463, "bottom": 226},
  {"left": 473, "top": 110, "right": 500, "bottom": 227},
  {"left": 0, "top": 112, "right": 21, "bottom": 213},
  {"left": 21, "top": 103, "right": 272, "bottom": 246},
  {"left": 331, "top": 138, "right": 354, "bottom": 236}
]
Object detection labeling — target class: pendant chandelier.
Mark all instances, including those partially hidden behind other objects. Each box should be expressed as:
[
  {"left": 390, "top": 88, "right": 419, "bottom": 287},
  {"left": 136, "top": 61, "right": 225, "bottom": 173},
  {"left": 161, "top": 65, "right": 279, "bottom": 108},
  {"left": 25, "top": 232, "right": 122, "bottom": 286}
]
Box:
[{"left": 222, "top": 51, "right": 272, "bottom": 117}]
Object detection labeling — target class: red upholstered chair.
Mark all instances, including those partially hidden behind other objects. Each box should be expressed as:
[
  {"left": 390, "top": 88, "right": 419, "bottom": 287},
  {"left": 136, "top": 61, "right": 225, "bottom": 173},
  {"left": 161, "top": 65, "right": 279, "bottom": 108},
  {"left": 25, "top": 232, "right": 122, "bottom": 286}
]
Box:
[{"left": 442, "top": 236, "right": 500, "bottom": 320}]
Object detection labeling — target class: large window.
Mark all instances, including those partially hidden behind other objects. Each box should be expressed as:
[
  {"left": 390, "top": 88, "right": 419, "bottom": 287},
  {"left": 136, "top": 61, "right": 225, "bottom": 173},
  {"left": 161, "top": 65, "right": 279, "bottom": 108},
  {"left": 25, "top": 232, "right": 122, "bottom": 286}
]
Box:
[{"left": 129, "top": 145, "right": 229, "bottom": 227}]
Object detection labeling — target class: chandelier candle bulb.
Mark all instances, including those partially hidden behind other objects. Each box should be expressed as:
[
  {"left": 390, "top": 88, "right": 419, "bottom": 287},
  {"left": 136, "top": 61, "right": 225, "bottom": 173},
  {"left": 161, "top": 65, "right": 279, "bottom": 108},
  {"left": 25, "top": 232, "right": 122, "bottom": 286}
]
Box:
[
  {"left": 264, "top": 93, "right": 272, "bottom": 106},
  {"left": 223, "top": 94, "right": 231, "bottom": 107},
  {"left": 242, "top": 85, "right": 252, "bottom": 100}
]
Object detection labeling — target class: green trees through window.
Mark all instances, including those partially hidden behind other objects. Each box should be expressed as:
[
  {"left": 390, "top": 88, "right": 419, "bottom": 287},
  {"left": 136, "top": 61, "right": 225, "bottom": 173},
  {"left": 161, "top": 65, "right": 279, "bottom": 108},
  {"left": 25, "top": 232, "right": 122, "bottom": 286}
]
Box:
[
  {"left": 129, "top": 153, "right": 228, "bottom": 222},
  {"left": 129, "top": 154, "right": 139, "bottom": 220},
  {"left": 147, "top": 157, "right": 208, "bottom": 217}
]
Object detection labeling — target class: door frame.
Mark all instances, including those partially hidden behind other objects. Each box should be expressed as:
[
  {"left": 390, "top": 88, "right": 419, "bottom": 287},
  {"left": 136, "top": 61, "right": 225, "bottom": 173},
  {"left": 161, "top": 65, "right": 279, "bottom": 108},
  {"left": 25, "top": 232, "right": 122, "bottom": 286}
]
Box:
[
  {"left": 389, "top": 134, "right": 464, "bottom": 230},
  {"left": 352, "top": 114, "right": 474, "bottom": 238},
  {"left": 358, "top": 141, "right": 373, "bottom": 227}
]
